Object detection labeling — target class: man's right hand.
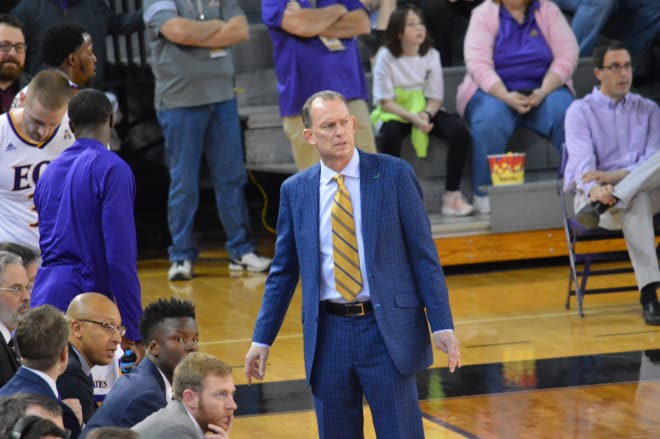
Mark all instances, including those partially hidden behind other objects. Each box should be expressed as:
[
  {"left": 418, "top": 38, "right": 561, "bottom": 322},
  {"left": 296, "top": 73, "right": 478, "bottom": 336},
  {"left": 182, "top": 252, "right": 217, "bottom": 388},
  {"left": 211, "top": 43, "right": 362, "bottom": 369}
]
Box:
[
  {"left": 588, "top": 184, "right": 617, "bottom": 206},
  {"left": 244, "top": 344, "right": 270, "bottom": 384}
]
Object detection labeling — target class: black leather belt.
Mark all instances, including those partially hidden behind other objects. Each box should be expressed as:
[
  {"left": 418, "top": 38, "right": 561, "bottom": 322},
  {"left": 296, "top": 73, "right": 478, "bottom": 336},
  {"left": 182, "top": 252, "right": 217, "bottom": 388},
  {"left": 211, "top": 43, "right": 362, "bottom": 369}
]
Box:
[{"left": 323, "top": 301, "right": 373, "bottom": 317}]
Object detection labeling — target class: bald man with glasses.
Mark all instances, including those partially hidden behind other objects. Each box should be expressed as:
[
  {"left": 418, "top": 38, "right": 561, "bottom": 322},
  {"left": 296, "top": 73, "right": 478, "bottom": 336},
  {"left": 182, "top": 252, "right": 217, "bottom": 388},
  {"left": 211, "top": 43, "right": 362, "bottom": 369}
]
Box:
[
  {"left": 0, "top": 250, "right": 30, "bottom": 387},
  {"left": 57, "top": 292, "right": 124, "bottom": 424}
]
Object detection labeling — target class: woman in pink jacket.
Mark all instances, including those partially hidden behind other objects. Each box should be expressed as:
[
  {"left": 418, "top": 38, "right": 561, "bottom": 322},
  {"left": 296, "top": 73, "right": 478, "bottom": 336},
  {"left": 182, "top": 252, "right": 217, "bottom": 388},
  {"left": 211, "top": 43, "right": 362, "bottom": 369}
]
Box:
[{"left": 456, "top": 0, "right": 578, "bottom": 213}]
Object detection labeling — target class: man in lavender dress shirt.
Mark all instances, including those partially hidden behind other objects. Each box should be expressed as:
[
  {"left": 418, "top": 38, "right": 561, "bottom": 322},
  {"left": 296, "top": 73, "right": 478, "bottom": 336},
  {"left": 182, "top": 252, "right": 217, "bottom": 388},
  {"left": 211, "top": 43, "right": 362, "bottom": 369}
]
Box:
[{"left": 563, "top": 40, "right": 660, "bottom": 325}]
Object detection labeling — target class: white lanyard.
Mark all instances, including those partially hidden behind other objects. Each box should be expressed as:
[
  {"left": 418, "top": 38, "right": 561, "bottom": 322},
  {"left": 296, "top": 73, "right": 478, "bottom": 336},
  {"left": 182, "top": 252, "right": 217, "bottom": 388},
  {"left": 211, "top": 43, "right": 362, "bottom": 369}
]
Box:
[{"left": 185, "top": 0, "right": 206, "bottom": 20}]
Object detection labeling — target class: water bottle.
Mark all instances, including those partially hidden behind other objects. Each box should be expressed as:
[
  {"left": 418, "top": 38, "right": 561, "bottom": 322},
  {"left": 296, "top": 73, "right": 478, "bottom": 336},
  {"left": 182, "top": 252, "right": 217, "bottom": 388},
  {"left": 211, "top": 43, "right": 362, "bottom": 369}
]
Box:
[{"left": 119, "top": 349, "right": 137, "bottom": 374}]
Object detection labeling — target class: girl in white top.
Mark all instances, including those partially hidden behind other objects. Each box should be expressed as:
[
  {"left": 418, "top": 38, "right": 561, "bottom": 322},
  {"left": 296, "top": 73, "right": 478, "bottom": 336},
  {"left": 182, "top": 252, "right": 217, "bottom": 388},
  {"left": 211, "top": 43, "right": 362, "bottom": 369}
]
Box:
[{"left": 372, "top": 5, "right": 474, "bottom": 216}]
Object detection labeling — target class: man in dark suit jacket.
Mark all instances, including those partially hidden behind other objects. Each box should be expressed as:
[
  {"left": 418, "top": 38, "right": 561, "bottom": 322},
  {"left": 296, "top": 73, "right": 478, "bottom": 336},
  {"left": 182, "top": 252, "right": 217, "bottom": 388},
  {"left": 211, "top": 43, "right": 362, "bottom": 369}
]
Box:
[
  {"left": 132, "top": 352, "right": 237, "bottom": 438},
  {"left": 245, "top": 91, "right": 461, "bottom": 438},
  {"left": 0, "top": 336, "right": 20, "bottom": 385},
  {"left": 0, "top": 305, "right": 81, "bottom": 438},
  {"left": 0, "top": 251, "right": 29, "bottom": 387},
  {"left": 58, "top": 293, "right": 123, "bottom": 423},
  {"left": 82, "top": 298, "right": 199, "bottom": 434}
]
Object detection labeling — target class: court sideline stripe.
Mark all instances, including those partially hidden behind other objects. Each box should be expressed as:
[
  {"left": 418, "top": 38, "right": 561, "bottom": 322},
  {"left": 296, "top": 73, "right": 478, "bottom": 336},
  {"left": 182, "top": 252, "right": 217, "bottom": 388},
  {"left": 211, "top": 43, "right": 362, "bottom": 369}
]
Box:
[{"left": 422, "top": 412, "right": 481, "bottom": 439}]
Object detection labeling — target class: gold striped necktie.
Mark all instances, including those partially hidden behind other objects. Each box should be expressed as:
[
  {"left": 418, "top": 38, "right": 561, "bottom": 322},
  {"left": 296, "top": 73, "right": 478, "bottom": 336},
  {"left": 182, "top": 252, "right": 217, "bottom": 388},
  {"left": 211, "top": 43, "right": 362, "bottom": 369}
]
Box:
[{"left": 332, "top": 174, "right": 362, "bottom": 301}]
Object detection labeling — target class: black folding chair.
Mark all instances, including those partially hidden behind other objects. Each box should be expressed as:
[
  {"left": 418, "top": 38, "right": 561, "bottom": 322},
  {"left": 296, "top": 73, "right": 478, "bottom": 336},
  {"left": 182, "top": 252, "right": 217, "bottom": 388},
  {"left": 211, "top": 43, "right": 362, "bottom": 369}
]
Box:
[{"left": 556, "top": 144, "right": 656, "bottom": 316}]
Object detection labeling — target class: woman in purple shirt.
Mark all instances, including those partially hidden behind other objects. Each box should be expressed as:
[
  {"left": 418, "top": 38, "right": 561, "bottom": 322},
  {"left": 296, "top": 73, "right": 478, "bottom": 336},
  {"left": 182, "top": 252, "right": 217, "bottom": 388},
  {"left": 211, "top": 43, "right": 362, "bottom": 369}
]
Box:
[{"left": 456, "top": 0, "right": 578, "bottom": 213}]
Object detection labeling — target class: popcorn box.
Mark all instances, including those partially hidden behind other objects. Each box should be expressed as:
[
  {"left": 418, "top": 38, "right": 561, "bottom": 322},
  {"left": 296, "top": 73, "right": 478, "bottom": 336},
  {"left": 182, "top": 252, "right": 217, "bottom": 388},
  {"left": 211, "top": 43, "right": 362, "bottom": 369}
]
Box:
[{"left": 488, "top": 153, "right": 525, "bottom": 185}]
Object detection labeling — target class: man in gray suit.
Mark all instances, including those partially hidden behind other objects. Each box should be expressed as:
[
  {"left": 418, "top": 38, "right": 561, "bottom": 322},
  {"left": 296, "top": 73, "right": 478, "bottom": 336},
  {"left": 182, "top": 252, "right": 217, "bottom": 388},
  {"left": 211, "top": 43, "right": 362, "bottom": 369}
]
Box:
[{"left": 132, "top": 352, "right": 237, "bottom": 439}]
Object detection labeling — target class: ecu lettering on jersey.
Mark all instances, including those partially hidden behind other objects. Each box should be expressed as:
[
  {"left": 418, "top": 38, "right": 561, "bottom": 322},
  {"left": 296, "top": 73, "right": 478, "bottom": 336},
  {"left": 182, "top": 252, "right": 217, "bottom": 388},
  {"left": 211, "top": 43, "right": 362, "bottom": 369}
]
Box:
[{"left": 0, "top": 111, "right": 75, "bottom": 247}]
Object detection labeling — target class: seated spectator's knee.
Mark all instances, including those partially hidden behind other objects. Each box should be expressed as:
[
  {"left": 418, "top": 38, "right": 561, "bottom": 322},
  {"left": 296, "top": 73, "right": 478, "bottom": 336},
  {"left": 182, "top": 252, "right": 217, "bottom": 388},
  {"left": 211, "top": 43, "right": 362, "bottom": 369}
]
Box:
[{"left": 582, "top": 0, "right": 616, "bottom": 13}]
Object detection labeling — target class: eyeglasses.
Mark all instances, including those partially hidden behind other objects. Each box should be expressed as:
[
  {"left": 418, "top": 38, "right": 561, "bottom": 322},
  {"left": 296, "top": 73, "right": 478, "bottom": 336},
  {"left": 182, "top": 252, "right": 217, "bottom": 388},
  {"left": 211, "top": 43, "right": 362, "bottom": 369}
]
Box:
[
  {"left": 0, "top": 41, "right": 27, "bottom": 54},
  {"left": 601, "top": 63, "right": 633, "bottom": 73},
  {"left": 78, "top": 319, "right": 127, "bottom": 336},
  {"left": 0, "top": 285, "right": 31, "bottom": 296}
]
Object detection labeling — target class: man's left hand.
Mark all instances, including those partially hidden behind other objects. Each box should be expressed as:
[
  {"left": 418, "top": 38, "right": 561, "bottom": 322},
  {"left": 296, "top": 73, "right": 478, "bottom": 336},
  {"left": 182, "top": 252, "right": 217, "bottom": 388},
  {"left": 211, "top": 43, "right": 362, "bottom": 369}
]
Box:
[
  {"left": 581, "top": 169, "right": 629, "bottom": 186},
  {"left": 433, "top": 331, "right": 461, "bottom": 373}
]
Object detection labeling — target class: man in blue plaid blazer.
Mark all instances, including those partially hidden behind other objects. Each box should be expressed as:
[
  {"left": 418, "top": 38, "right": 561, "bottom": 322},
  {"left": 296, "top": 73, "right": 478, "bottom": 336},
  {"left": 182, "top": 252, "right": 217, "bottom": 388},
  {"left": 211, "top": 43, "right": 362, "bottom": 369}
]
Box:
[{"left": 245, "top": 90, "right": 461, "bottom": 439}]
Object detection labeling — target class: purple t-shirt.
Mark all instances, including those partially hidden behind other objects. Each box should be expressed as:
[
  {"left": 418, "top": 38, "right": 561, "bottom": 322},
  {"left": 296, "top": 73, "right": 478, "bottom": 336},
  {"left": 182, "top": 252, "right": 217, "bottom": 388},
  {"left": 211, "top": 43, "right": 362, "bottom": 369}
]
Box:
[
  {"left": 262, "top": 0, "right": 369, "bottom": 117},
  {"left": 493, "top": 0, "right": 552, "bottom": 92}
]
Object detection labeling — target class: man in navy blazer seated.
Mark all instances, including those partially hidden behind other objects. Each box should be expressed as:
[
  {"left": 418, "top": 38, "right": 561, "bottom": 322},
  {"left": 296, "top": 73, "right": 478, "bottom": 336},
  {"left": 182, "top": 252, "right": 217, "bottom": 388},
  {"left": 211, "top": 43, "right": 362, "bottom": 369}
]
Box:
[
  {"left": 0, "top": 305, "right": 82, "bottom": 437},
  {"left": 82, "top": 298, "right": 199, "bottom": 434},
  {"left": 244, "top": 90, "right": 461, "bottom": 438}
]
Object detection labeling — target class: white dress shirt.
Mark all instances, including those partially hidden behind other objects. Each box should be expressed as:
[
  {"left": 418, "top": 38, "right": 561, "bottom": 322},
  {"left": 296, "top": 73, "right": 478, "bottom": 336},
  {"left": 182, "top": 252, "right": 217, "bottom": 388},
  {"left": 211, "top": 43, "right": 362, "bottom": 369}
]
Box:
[
  {"left": 319, "top": 149, "right": 371, "bottom": 303},
  {"left": 0, "top": 322, "right": 10, "bottom": 345},
  {"left": 156, "top": 366, "right": 173, "bottom": 401},
  {"left": 24, "top": 366, "right": 59, "bottom": 398}
]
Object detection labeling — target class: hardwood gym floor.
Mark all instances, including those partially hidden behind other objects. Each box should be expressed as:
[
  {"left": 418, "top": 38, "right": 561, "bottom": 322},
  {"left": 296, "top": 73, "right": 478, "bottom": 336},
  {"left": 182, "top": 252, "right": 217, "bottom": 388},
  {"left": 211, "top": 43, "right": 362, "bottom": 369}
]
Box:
[{"left": 137, "top": 239, "right": 660, "bottom": 438}]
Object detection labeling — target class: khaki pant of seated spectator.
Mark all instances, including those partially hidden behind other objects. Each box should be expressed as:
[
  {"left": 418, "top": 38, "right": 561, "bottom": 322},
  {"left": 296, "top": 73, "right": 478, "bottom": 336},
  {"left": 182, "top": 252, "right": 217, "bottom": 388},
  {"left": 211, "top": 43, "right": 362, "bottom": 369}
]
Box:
[
  {"left": 283, "top": 99, "right": 377, "bottom": 171},
  {"left": 574, "top": 150, "right": 660, "bottom": 289}
]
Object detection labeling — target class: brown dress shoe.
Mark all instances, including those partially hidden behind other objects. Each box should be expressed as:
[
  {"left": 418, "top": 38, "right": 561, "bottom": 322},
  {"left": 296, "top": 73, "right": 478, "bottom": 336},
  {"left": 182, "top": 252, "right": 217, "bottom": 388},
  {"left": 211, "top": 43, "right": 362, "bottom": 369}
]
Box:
[{"left": 575, "top": 201, "right": 609, "bottom": 229}]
